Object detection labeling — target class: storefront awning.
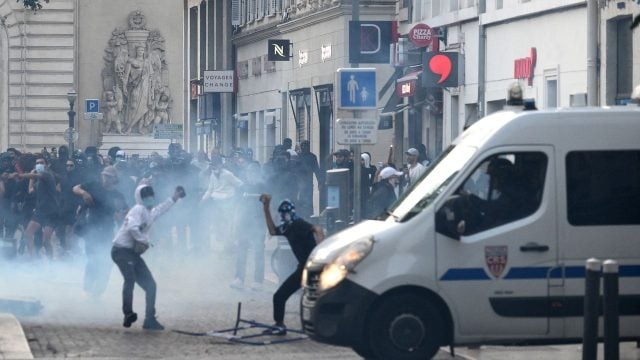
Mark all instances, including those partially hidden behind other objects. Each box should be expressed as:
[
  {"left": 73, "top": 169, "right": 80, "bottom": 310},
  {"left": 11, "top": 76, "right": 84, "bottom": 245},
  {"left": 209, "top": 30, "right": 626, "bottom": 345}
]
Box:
[
  {"left": 381, "top": 91, "right": 402, "bottom": 115},
  {"left": 397, "top": 70, "right": 422, "bottom": 83}
]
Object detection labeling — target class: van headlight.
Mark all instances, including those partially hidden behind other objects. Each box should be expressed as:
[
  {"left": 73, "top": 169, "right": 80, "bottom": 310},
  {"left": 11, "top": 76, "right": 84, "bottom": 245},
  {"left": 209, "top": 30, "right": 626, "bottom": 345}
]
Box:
[{"left": 318, "top": 237, "right": 374, "bottom": 292}]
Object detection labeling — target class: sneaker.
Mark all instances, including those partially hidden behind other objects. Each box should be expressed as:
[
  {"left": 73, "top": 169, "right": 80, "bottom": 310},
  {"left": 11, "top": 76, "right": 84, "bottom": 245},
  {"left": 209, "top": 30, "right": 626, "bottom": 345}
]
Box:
[
  {"left": 250, "top": 282, "right": 263, "bottom": 292},
  {"left": 142, "top": 317, "right": 165, "bottom": 331},
  {"left": 123, "top": 312, "right": 138, "bottom": 328},
  {"left": 229, "top": 278, "right": 244, "bottom": 290},
  {"left": 262, "top": 324, "right": 287, "bottom": 336}
]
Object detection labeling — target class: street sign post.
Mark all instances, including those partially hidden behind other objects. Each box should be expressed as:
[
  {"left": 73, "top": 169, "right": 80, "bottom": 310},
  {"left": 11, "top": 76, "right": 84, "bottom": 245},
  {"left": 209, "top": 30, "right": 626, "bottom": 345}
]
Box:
[
  {"left": 63, "top": 127, "right": 78, "bottom": 143},
  {"left": 85, "top": 99, "right": 100, "bottom": 113},
  {"left": 337, "top": 68, "right": 377, "bottom": 109},
  {"left": 335, "top": 118, "right": 378, "bottom": 145},
  {"left": 84, "top": 112, "right": 103, "bottom": 146},
  {"left": 84, "top": 112, "right": 103, "bottom": 121}
]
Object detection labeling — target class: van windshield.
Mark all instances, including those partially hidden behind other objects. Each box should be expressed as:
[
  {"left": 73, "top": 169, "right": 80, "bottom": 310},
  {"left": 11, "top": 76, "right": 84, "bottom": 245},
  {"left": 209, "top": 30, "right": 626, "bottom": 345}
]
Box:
[{"left": 387, "top": 145, "right": 476, "bottom": 221}]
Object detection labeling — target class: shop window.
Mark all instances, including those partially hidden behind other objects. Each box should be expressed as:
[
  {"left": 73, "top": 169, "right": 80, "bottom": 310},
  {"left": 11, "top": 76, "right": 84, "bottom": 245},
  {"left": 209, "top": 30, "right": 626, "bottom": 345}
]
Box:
[
  {"left": 566, "top": 151, "right": 640, "bottom": 226},
  {"left": 289, "top": 89, "right": 312, "bottom": 141}
]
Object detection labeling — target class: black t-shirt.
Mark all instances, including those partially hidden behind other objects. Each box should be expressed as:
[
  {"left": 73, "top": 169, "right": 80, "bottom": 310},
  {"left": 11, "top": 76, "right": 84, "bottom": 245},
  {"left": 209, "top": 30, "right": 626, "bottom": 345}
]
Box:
[
  {"left": 81, "top": 180, "right": 126, "bottom": 228},
  {"left": 35, "top": 171, "right": 59, "bottom": 215},
  {"left": 276, "top": 218, "right": 316, "bottom": 264}
]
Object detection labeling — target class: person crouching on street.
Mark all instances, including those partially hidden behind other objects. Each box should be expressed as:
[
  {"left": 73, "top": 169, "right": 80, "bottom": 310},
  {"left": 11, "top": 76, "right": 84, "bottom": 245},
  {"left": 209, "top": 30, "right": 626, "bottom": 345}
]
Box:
[
  {"left": 259, "top": 193, "right": 324, "bottom": 335},
  {"left": 111, "top": 184, "right": 186, "bottom": 330}
]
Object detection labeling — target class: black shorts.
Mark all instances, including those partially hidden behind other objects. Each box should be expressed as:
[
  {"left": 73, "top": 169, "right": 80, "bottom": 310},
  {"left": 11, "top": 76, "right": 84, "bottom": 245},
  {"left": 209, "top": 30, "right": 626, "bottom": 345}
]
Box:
[{"left": 32, "top": 210, "right": 58, "bottom": 228}]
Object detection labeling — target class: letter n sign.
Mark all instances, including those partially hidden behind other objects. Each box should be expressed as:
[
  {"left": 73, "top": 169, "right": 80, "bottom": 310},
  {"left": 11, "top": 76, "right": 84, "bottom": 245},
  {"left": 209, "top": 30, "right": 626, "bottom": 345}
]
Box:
[{"left": 268, "top": 39, "right": 291, "bottom": 61}]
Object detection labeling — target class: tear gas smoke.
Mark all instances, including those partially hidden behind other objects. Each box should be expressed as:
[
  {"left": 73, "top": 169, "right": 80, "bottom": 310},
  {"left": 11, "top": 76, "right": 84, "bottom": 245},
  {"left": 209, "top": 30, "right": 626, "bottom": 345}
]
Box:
[{"left": 0, "top": 189, "right": 294, "bottom": 327}]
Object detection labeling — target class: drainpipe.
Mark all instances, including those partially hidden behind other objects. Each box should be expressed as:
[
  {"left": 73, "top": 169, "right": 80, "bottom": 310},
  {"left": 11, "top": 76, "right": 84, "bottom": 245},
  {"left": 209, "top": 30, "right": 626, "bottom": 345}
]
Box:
[
  {"left": 586, "top": 0, "right": 598, "bottom": 106},
  {"left": 477, "top": 0, "right": 486, "bottom": 118}
]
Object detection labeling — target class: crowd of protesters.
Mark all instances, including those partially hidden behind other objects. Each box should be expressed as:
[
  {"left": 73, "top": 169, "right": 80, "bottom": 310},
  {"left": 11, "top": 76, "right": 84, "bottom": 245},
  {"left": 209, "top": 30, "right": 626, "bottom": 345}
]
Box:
[{"left": 0, "top": 138, "right": 431, "bottom": 293}]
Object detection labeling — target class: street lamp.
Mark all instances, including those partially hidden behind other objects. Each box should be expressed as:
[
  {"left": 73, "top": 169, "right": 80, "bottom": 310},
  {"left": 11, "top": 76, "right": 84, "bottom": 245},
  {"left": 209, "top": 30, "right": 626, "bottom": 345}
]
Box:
[{"left": 67, "top": 89, "right": 77, "bottom": 154}]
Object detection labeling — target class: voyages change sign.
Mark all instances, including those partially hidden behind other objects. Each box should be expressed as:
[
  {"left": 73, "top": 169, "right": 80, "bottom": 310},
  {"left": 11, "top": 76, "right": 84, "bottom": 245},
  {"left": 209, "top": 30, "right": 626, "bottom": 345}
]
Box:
[{"left": 203, "top": 70, "right": 235, "bottom": 93}]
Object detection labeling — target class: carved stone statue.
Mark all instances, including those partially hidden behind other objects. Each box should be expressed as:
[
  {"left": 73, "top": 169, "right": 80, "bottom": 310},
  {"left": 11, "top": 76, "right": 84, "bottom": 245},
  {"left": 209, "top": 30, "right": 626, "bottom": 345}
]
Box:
[
  {"left": 102, "top": 89, "right": 123, "bottom": 134},
  {"left": 101, "top": 10, "right": 172, "bottom": 135}
]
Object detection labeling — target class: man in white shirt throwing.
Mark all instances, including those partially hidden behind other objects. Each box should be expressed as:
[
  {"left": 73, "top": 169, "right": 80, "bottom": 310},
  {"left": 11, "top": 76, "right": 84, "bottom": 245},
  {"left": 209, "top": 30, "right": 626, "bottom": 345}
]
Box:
[{"left": 111, "top": 184, "right": 185, "bottom": 330}]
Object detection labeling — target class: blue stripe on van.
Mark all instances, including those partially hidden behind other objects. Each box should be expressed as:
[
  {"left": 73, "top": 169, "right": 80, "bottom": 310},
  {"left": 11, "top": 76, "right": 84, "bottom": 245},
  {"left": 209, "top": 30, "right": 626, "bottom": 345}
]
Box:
[{"left": 440, "top": 265, "right": 640, "bottom": 281}]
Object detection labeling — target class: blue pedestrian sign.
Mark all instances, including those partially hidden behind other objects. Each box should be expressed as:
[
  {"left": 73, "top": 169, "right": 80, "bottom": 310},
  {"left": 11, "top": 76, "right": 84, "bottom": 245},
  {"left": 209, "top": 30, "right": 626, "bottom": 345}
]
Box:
[
  {"left": 85, "top": 99, "right": 100, "bottom": 113},
  {"left": 337, "top": 68, "right": 377, "bottom": 109}
]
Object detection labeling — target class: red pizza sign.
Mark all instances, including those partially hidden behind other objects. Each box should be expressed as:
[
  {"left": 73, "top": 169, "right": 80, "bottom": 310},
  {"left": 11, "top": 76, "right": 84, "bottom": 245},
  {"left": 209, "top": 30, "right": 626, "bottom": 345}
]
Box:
[
  {"left": 408, "top": 23, "right": 435, "bottom": 48},
  {"left": 485, "top": 246, "right": 508, "bottom": 278}
]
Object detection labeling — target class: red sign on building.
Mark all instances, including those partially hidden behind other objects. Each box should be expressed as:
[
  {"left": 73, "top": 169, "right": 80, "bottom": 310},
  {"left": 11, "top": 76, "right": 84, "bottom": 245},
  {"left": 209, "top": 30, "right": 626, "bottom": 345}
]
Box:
[
  {"left": 514, "top": 47, "right": 537, "bottom": 86},
  {"left": 408, "top": 23, "right": 436, "bottom": 49},
  {"left": 396, "top": 71, "right": 421, "bottom": 97},
  {"left": 191, "top": 81, "right": 201, "bottom": 100}
]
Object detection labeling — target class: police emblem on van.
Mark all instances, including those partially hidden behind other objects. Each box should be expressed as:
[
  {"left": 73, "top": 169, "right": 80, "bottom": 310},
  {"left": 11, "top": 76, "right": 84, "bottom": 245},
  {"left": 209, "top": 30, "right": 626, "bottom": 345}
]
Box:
[{"left": 485, "top": 246, "right": 508, "bottom": 278}]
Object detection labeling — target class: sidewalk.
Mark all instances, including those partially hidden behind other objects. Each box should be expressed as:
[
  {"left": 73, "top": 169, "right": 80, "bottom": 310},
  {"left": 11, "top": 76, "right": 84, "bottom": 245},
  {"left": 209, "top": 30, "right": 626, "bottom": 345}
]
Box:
[
  {"left": 453, "top": 342, "right": 640, "bottom": 360},
  {"left": 0, "top": 313, "right": 33, "bottom": 360}
]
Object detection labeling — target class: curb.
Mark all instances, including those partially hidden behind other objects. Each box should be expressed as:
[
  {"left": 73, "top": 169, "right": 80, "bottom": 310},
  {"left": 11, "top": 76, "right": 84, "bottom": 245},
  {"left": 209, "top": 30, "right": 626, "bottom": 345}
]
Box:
[{"left": 0, "top": 313, "right": 33, "bottom": 359}]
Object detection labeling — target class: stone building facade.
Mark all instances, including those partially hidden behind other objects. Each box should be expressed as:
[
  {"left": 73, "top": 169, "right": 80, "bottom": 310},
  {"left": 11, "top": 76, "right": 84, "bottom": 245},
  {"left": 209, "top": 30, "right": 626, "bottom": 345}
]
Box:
[
  {"left": 0, "top": 0, "right": 185, "bottom": 154},
  {"left": 0, "top": 0, "right": 76, "bottom": 152}
]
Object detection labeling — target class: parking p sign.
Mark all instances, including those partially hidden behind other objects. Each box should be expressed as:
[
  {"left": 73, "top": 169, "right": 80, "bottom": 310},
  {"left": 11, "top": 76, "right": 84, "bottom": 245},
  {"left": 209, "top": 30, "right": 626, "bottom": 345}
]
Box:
[{"left": 85, "top": 99, "right": 100, "bottom": 113}]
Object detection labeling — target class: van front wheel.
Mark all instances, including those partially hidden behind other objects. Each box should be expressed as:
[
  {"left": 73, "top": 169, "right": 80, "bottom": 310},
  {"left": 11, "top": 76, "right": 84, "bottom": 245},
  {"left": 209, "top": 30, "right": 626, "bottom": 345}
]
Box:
[{"left": 368, "top": 294, "right": 445, "bottom": 360}]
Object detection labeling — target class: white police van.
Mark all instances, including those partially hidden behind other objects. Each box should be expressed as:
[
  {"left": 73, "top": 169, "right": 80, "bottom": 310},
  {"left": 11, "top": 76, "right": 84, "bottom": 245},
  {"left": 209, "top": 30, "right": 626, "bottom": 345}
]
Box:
[{"left": 301, "top": 104, "right": 640, "bottom": 359}]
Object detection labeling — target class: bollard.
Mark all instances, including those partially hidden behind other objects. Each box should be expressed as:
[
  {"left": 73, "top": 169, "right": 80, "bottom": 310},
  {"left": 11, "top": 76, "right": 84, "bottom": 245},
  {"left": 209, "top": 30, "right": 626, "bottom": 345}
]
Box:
[
  {"left": 582, "top": 258, "right": 602, "bottom": 360},
  {"left": 603, "top": 260, "right": 619, "bottom": 360}
]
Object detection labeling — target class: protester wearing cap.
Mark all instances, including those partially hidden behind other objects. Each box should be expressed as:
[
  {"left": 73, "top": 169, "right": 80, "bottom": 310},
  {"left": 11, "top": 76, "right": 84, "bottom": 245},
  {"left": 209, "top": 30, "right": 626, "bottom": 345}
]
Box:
[
  {"left": 367, "top": 166, "right": 403, "bottom": 219},
  {"left": 73, "top": 165, "right": 128, "bottom": 298},
  {"left": 405, "top": 147, "right": 427, "bottom": 188}
]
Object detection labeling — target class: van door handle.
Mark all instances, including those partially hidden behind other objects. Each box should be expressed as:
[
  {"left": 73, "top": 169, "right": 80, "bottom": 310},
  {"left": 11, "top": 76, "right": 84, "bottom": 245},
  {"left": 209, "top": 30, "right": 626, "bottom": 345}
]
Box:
[{"left": 519, "top": 243, "right": 550, "bottom": 252}]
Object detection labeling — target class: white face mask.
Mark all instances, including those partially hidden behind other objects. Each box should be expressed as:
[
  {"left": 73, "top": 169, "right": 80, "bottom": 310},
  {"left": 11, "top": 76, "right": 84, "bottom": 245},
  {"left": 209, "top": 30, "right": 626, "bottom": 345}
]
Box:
[
  {"left": 281, "top": 212, "right": 292, "bottom": 223},
  {"left": 35, "top": 164, "right": 45, "bottom": 173},
  {"left": 142, "top": 196, "right": 156, "bottom": 208}
]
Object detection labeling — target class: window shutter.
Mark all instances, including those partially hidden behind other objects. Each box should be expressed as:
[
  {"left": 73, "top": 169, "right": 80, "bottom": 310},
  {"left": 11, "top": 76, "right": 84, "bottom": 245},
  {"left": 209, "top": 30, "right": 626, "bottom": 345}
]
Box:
[{"left": 232, "top": 0, "right": 241, "bottom": 25}]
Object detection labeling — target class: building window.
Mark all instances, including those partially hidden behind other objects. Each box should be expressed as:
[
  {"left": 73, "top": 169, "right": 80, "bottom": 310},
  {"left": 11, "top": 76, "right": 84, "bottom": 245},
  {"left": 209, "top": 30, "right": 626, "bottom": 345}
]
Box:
[
  {"left": 451, "top": 95, "right": 459, "bottom": 139},
  {"left": 288, "top": 89, "right": 312, "bottom": 141},
  {"left": 566, "top": 151, "right": 640, "bottom": 226},
  {"left": 606, "top": 16, "right": 633, "bottom": 105},
  {"left": 251, "top": 57, "right": 262, "bottom": 76},
  {"left": 464, "top": 104, "right": 478, "bottom": 129},
  {"left": 237, "top": 60, "right": 249, "bottom": 79},
  {"left": 432, "top": 0, "right": 441, "bottom": 16},
  {"left": 263, "top": 55, "right": 276, "bottom": 73},
  {"left": 450, "top": 0, "right": 459, "bottom": 11},
  {"left": 496, "top": 0, "right": 503, "bottom": 9},
  {"left": 546, "top": 78, "right": 557, "bottom": 108}
]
